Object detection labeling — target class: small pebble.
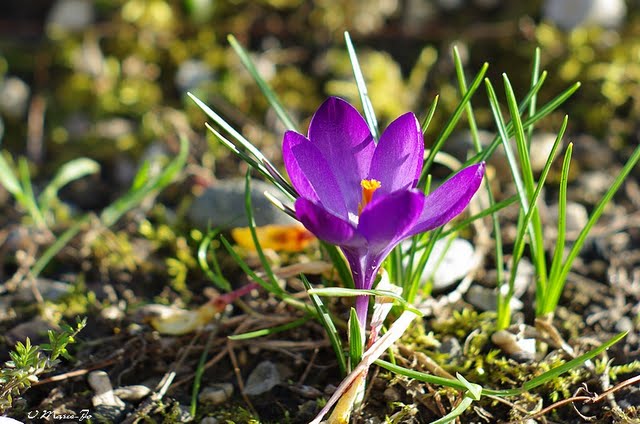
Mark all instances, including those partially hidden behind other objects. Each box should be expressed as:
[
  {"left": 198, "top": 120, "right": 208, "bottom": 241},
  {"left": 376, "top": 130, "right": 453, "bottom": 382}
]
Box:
[
  {"left": 0, "top": 77, "right": 30, "bottom": 119},
  {"left": 47, "top": 0, "right": 95, "bottom": 32},
  {"left": 113, "top": 385, "right": 151, "bottom": 402},
  {"left": 200, "top": 418, "right": 219, "bottom": 424},
  {"left": 466, "top": 285, "right": 523, "bottom": 312},
  {"left": 88, "top": 370, "right": 125, "bottom": 408},
  {"left": 243, "top": 361, "right": 281, "bottom": 396},
  {"left": 198, "top": 383, "right": 234, "bottom": 405},
  {"left": 615, "top": 317, "right": 633, "bottom": 333},
  {"left": 543, "top": 0, "right": 626, "bottom": 30},
  {"left": 383, "top": 386, "right": 402, "bottom": 402},
  {"left": 188, "top": 179, "right": 296, "bottom": 230},
  {"left": 547, "top": 202, "right": 588, "bottom": 233}
]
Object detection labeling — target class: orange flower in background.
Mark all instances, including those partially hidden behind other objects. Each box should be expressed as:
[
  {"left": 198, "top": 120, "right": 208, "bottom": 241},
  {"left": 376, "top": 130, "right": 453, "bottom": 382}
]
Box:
[{"left": 231, "top": 224, "right": 315, "bottom": 252}]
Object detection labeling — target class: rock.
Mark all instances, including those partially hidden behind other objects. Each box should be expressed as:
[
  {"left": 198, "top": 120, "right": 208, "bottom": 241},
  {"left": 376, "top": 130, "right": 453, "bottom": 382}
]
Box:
[
  {"left": 572, "top": 135, "right": 614, "bottom": 171},
  {"left": 176, "top": 404, "right": 193, "bottom": 422},
  {"left": 439, "top": 337, "right": 462, "bottom": 359},
  {"left": 491, "top": 329, "right": 536, "bottom": 362},
  {"left": 529, "top": 133, "right": 557, "bottom": 172},
  {"left": 575, "top": 171, "right": 614, "bottom": 203},
  {"left": 47, "top": 0, "right": 95, "bottom": 32},
  {"left": 175, "top": 60, "right": 213, "bottom": 93},
  {"left": 0, "top": 77, "right": 30, "bottom": 119},
  {"left": 200, "top": 418, "right": 219, "bottom": 424},
  {"left": 88, "top": 371, "right": 126, "bottom": 421},
  {"left": 95, "top": 118, "right": 136, "bottom": 140},
  {"left": 547, "top": 201, "right": 588, "bottom": 233},
  {"left": 14, "top": 279, "right": 72, "bottom": 303},
  {"left": 198, "top": 383, "right": 233, "bottom": 405},
  {"left": 113, "top": 385, "right": 151, "bottom": 402},
  {"left": 189, "top": 179, "right": 296, "bottom": 230},
  {"left": 615, "top": 316, "right": 633, "bottom": 333},
  {"left": 403, "top": 238, "right": 477, "bottom": 291},
  {"left": 466, "top": 285, "right": 523, "bottom": 312},
  {"left": 243, "top": 361, "right": 281, "bottom": 396},
  {"left": 5, "top": 319, "right": 55, "bottom": 345},
  {"left": 101, "top": 305, "right": 126, "bottom": 321},
  {"left": 543, "top": 0, "right": 626, "bottom": 30}
]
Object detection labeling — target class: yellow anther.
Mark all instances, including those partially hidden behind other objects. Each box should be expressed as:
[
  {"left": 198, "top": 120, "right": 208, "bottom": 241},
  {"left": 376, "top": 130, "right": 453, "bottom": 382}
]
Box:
[{"left": 358, "top": 179, "right": 381, "bottom": 214}]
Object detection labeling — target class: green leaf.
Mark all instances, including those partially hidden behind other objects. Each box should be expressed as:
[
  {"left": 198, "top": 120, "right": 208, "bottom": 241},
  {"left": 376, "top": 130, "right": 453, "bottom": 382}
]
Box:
[
  {"left": 348, "top": 308, "right": 363, "bottom": 368},
  {"left": 228, "top": 34, "right": 297, "bottom": 131},
  {"left": 345, "top": 31, "right": 379, "bottom": 140},
  {"left": 228, "top": 316, "right": 310, "bottom": 340},
  {"left": 302, "top": 275, "right": 346, "bottom": 376},
  {"left": 39, "top": 158, "right": 100, "bottom": 212}
]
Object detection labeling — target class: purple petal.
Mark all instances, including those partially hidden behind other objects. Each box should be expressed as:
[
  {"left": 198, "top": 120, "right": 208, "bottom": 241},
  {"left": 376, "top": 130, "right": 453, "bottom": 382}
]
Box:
[
  {"left": 368, "top": 112, "right": 424, "bottom": 193},
  {"left": 407, "top": 163, "right": 485, "bottom": 236},
  {"left": 295, "top": 197, "right": 364, "bottom": 247},
  {"left": 308, "top": 97, "right": 375, "bottom": 214},
  {"left": 283, "top": 131, "right": 348, "bottom": 218},
  {"left": 358, "top": 190, "right": 425, "bottom": 253}
]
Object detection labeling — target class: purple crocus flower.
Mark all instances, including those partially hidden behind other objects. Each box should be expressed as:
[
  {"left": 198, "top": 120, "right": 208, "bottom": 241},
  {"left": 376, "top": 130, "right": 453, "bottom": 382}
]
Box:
[{"left": 283, "top": 97, "right": 485, "bottom": 330}]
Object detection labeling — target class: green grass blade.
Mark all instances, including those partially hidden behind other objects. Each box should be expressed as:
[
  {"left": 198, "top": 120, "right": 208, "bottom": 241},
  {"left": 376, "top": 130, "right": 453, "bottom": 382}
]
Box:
[
  {"left": 344, "top": 31, "right": 379, "bottom": 140},
  {"left": 523, "top": 331, "right": 628, "bottom": 391},
  {"left": 31, "top": 215, "right": 90, "bottom": 278},
  {"left": 308, "top": 287, "right": 423, "bottom": 316},
  {"left": 191, "top": 330, "right": 216, "bottom": 417},
  {"left": 189, "top": 92, "right": 296, "bottom": 198},
  {"left": 321, "top": 242, "right": 354, "bottom": 289},
  {"left": 205, "top": 123, "right": 296, "bottom": 199},
  {"left": 243, "top": 170, "right": 280, "bottom": 289},
  {"left": 420, "top": 62, "right": 488, "bottom": 182},
  {"left": 429, "top": 395, "right": 475, "bottom": 424},
  {"left": 39, "top": 158, "right": 100, "bottom": 213},
  {"left": 527, "top": 47, "right": 541, "bottom": 145},
  {"left": 228, "top": 316, "right": 310, "bottom": 340},
  {"left": 497, "top": 116, "right": 568, "bottom": 328},
  {"left": 18, "top": 158, "right": 45, "bottom": 227},
  {"left": 301, "top": 274, "right": 346, "bottom": 376},
  {"left": 0, "top": 151, "right": 22, "bottom": 197},
  {"left": 197, "top": 229, "right": 232, "bottom": 292},
  {"left": 227, "top": 35, "right": 297, "bottom": 131},
  {"left": 348, "top": 308, "right": 363, "bottom": 368},
  {"left": 548, "top": 143, "right": 573, "bottom": 288},
  {"left": 100, "top": 136, "right": 188, "bottom": 226},
  {"left": 421, "top": 95, "right": 439, "bottom": 134},
  {"left": 545, "top": 144, "right": 640, "bottom": 315}
]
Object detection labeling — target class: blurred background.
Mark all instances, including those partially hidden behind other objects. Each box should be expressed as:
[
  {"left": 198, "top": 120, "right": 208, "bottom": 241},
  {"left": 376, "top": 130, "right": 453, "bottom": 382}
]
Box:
[{"left": 0, "top": 0, "right": 638, "bottom": 210}]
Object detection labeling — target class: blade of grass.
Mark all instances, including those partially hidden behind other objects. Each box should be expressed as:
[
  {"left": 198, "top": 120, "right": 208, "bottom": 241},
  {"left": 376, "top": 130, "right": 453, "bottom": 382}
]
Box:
[
  {"left": 321, "top": 242, "right": 355, "bottom": 289},
  {"left": 243, "top": 170, "right": 280, "bottom": 290},
  {"left": 301, "top": 274, "right": 346, "bottom": 376},
  {"left": 344, "top": 31, "right": 379, "bottom": 140},
  {"left": 420, "top": 62, "right": 489, "bottom": 182},
  {"left": 548, "top": 143, "right": 573, "bottom": 288},
  {"left": 100, "top": 136, "right": 188, "bottom": 226},
  {"left": 527, "top": 47, "right": 541, "bottom": 145},
  {"left": 227, "top": 35, "right": 297, "bottom": 131},
  {"left": 18, "top": 157, "right": 45, "bottom": 227},
  {"left": 421, "top": 95, "right": 439, "bottom": 134},
  {"left": 228, "top": 316, "right": 310, "bottom": 340},
  {"left": 197, "top": 229, "right": 232, "bottom": 292},
  {"left": 39, "top": 158, "right": 100, "bottom": 213},
  {"left": 308, "top": 287, "right": 423, "bottom": 316},
  {"left": 496, "top": 116, "right": 568, "bottom": 329},
  {"left": 544, "top": 144, "right": 640, "bottom": 315},
  {"left": 348, "top": 308, "right": 363, "bottom": 368}
]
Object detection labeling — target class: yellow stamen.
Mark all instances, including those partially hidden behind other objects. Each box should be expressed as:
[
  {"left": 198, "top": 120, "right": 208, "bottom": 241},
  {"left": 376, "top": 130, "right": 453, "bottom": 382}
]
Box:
[{"left": 358, "top": 179, "right": 381, "bottom": 214}]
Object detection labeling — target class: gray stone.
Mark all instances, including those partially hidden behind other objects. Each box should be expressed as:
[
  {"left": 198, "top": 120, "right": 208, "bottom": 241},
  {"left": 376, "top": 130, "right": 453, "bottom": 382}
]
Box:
[
  {"left": 88, "top": 370, "right": 125, "bottom": 409},
  {"left": 200, "top": 418, "right": 219, "bottom": 424},
  {"left": 543, "top": 0, "right": 626, "bottom": 30},
  {"left": 615, "top": 316, "right": 633, "bottom": 333},
  {"left": 575, "top": 171, "right": 614, "bottom": 204},
  {"left": 5, "top": 319, "right": 55, "bottom": 345},
  {"left": 529, "top": 133, "right": 557, "bottom": 172},
  {"left": 547, "top": 201, "right": 588, "bottom": 233},
  {"left": 404, "top": 238, "right": 476, "bottom": 291},
  {"left": 466, "top": 285, "right": 523, "bottom": 312},
  {"left": 113, "top": 384, "right": 151, "bottom": 401},
  {"left": 14, "top": 279, "right": 73, "bottom": 303},
  {"left": 198, "top": 383, "right": 233, "bottom": 405},
  {"left": 0, "top": 77, "right": 30, "bottom": 119},
  {"left": 188, "top": 179, "right": 295, "bottom": 230},
  {"left": 47, "top": 0, "right": 95, "bottom": 32},
  {"left": 243, "top": 361, "right": 281, "bottom": 396},
  {"left": 175, "top": 60, "right": 213, "bottom": 93},
  {"left": 572, "top": 135, "right": 614, "bottom": 171}
]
